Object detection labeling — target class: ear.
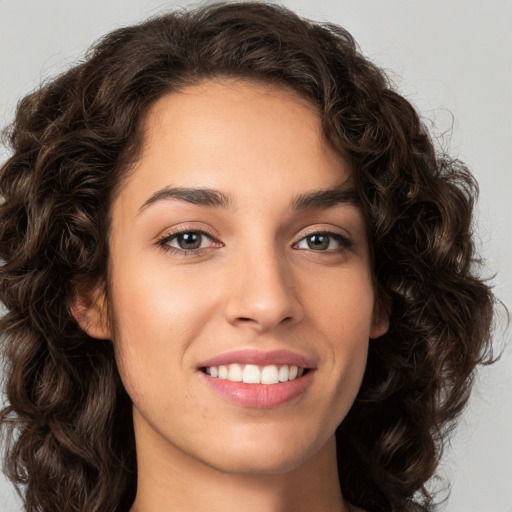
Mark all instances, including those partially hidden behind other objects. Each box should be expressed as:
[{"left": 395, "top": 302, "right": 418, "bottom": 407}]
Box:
[
  {"left": 69, "top": 281, "right": 111, "bottom": 340},
  {"left": 369, "top": 305, "right": 389, "bottom": 340},
  {"left": 368, "top": 287, "right": 390, "bottom": 339},
  {"left": 370, "top": 316, "right": 389, "bottom": 339}
]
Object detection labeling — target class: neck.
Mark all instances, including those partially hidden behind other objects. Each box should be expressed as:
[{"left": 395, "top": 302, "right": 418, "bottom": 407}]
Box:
[{"left": 129, "top": 417, "right": 351, "bottom": 512}]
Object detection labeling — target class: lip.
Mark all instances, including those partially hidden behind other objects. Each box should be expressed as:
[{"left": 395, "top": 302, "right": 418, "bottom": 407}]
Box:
[
  {"left": 196, "top": 349, "right": 317, "bottom": 409},
  {"left": 199, "top": 369, "right": 314, "bottom": 408},
  {"left": 196, "top": 349, "right": 317, "bottom": 369}
]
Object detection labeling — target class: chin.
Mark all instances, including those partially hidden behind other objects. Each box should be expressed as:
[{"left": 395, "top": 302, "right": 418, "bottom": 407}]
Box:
[
  {"left": 209, "top": 451, "right": 309, "bottom": 476},
  {"left": 201, "top": 425, "right": 327, "bottom": 476}
]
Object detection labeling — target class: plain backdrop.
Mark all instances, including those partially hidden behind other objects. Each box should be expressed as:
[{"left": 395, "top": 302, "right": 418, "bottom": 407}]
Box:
[{"left": 1, "top": 1, "right": 511, "bottom": 511}]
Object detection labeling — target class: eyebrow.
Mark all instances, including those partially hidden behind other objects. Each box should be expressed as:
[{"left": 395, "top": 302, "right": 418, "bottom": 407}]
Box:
[{"left": 138, "top": 185, "right": 359, "bottom": 214}]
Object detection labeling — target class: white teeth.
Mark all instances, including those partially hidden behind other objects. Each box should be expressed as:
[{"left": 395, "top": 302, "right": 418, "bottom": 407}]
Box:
[
  {"left": 218, "top": 365, "right": 228, "bottom": 379},
  {"left": 242, "top": 364, "right": 260, "bottom": 384},
  {"left": 261, "top": 365, "right": 279, "bottom": 384},
  {"left": 227, "top": 363, "right": 243, "bottom": 382},
  {"left": 205, "top": 363, "right": 306, "bottom": 384},
  {"left": 278, "top": 365, "right": 289, "bottom": 382}
]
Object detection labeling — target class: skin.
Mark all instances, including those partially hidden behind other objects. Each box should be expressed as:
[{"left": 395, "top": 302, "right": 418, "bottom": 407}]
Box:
[{"left": 76, "top": 78, "right": 387, "bottom": 512}]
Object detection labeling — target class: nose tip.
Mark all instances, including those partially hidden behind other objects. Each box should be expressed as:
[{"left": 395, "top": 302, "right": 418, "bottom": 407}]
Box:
[
  {"left": 224, "top": 254, "right": 303, "bottom": 332},
  {"left": 229, "top": 301, "right": 298, "bottom": 332}
]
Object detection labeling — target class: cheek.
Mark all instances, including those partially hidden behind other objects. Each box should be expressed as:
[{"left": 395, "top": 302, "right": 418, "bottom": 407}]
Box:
[
  {"left": 110, "top": 260, "right": 218, "bottom": 341},
  {"left": 308, "top": 266, "right": 375, "bottom": 337},
  {"left": 305, "top": 267, "right": 374, "bottom": 392},
  {"left": 108, "top": 257, "right": 233, "bottom": 405}
]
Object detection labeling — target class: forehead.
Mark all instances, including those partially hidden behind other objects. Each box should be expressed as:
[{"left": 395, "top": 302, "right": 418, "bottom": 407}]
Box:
[
  {"left": 145, "top": 77, "right": 321, "bottom": 136},
  {"left": 115, "top": 78, "right": 353, "bottom": 215}
]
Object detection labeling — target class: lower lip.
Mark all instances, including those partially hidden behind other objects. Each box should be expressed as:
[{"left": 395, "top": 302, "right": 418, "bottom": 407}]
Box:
[{"left": 199, "top": 370, "right": 314, "bottom": 408}]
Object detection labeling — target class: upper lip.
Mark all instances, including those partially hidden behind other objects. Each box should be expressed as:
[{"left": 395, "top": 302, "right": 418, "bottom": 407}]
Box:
[{"left": 197, "top": 349, "right": 317, "bottom": 369}]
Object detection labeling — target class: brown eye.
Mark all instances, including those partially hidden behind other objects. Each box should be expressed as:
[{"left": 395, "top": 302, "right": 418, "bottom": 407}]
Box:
[
  {"left": 174, "top": 232, "right": 203, "bottom": 250},
  {"left": 306, "top": 234, "right": 330, "bottom": 250},
  {"left": 295, "top": 232, "right": 352, "bottom": 252},
  {"left": 158, "top": 229, "right": 217, "bottom": 254}
]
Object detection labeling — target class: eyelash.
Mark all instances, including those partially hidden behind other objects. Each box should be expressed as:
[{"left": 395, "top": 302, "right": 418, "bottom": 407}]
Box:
[
  {"left": 156, "top": 227, "right": 353, "bottom": 258},
  {"left": 156, "top": 227, "right": 221, "bottom": 257}
]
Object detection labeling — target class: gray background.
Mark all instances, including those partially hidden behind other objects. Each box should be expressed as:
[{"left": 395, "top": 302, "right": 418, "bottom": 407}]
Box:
[{"left": 1, "top": 1, "right": 511, "bottom": 510}]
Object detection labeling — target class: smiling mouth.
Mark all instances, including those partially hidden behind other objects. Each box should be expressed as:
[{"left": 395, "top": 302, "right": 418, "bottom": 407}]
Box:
[{"left": 200, "top": 363, "right": 308, "bottom": 384}]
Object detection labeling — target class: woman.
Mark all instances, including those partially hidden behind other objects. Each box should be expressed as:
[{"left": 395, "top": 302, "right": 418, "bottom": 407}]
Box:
[{"left": 0, "top": 2, "right": 497, "bottom": 511}]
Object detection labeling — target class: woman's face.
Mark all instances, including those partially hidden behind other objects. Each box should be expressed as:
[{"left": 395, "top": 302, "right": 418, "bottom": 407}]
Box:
[{"left": 102, "top": 79, "right": 387, "bottom": 475}]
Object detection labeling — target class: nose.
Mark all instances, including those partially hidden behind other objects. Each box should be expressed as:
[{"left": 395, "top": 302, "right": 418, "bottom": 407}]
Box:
[{"left": 224, "top": 244, "right": 304, "bottom": 332}]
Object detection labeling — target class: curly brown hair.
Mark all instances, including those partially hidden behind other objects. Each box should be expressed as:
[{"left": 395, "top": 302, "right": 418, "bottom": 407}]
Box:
[{"left": 0, "top": 2, "right": 496, "bottom": 512}]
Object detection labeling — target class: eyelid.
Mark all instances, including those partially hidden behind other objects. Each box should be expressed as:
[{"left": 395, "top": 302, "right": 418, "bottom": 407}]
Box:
[
  {"left": 156, "top": 224, "right": 353, "bottom": 257},
  {"left": 156, "top": 225, "right": 221, "bottom": 253},
  {"left": 293, "top": 227, "right": 353, "bottom": 251},
  {"left": 296, "top": 226, "right": 349, "bottom": 240},
  {"left": 160, "top": 225, "right": 216, "bottom": 239}
]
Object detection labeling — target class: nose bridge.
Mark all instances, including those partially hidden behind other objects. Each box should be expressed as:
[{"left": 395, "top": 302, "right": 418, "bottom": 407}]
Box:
[{"left": 224, "top": 234, "right": 303, "bottom": 331}]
